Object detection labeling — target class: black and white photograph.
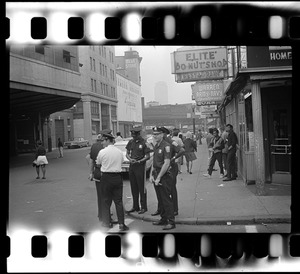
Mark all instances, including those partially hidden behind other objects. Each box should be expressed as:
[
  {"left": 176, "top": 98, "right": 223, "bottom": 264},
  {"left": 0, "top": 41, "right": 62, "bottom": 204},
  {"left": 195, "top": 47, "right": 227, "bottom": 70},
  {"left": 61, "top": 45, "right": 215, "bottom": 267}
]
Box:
[{"left": 6, "top": 1, "right": 299, "bottom": 272}]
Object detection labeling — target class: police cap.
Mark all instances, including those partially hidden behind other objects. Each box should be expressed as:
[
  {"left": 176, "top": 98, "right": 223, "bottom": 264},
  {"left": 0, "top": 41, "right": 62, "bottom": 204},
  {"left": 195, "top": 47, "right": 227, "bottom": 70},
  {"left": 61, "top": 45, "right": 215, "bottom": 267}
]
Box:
[
  {"left": 152, "top": 126, "right": 164, "bottom": 134},
  {"left": 161, "top": 126, "right": 170, "bottom": 135},
  {"left": 130, "top": 125, "right": 142, "bottom": 132}
]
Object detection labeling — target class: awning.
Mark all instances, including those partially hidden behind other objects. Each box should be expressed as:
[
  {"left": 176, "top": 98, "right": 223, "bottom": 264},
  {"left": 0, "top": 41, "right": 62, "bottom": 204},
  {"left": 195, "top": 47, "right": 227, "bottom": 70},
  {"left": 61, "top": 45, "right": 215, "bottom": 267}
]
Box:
[{"left": 10, "top": 81, "right": 81, "bottom": 117}]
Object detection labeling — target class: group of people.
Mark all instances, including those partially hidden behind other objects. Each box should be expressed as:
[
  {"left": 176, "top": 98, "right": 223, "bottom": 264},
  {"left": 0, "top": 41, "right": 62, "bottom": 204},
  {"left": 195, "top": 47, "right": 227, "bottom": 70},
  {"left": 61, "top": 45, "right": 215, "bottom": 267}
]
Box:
[{"left": 203, "top": 124, "right": 238, "bottom": 181}]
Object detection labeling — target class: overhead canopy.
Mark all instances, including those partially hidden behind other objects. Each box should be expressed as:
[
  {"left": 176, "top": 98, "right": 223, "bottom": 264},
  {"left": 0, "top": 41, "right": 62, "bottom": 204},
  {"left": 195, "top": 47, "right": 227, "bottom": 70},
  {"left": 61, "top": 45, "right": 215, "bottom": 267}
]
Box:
[{"left": 10, "top": 81, "right": 81, "bottom": 117}]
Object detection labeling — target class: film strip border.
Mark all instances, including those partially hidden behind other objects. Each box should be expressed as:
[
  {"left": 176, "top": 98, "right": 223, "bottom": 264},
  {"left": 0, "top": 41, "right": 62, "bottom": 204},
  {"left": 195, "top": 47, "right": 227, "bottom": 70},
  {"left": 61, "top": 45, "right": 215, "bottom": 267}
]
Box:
[
  {"left": 4, "top": 232, "right": 300, "bottom": 271},
  {"left": 4, "top": 2, "right": 300, "bottom": 45}
]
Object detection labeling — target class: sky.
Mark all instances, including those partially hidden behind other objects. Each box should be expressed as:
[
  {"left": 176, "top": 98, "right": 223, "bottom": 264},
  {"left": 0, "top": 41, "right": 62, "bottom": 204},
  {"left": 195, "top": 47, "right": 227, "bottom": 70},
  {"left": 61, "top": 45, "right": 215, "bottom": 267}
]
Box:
[{"left": 115, "top": 46, "right": 194, "bottom": 105}]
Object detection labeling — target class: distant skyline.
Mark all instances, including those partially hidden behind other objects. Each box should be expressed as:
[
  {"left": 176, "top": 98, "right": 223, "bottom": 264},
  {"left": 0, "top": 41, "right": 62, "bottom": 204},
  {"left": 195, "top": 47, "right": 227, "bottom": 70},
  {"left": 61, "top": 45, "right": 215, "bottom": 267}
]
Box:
[
  {"left": 115, "top": 46, "right": 194, "bottom": 105},
  {"left": 154, "top": 81, "right": 168, "bottom": 105}
]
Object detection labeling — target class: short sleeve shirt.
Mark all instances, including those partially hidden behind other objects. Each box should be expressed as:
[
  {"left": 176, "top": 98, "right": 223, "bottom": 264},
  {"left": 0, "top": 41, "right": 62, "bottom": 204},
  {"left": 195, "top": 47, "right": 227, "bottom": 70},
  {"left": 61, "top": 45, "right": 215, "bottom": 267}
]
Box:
[
  {"left": 125, "top": 136, "right": 150, "bottom": 161},
  {"left": 90, "top": 142, "right": 104, "bottom": 163},
  {"left": 153, "top": 139, "right": 171, "bottom": 169}
]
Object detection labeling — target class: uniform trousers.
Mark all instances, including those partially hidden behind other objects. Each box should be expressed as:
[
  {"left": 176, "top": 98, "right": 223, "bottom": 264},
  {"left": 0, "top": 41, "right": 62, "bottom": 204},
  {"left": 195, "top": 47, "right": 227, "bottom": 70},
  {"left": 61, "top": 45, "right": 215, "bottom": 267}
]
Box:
[
  {"left": 170, "top": 163, "right": 179, "bottom": 213},
  {"left": 129, "top": 163, "right": 147, "bottom": 211},
  {"left": 154, "top": 171, "right": 175, "bottom": 224},
  {"left": 101, "top": 173, "right": 125, "bottom": 225},
  {"left": 226, "top": 148, "right": 237, "bottom": 179}
]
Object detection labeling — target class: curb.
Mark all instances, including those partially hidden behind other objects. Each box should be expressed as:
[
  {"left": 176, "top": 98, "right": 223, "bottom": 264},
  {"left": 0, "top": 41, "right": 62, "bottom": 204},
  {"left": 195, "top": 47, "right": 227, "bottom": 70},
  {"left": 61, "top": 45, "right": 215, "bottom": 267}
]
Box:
[{"left": 127, "top": 212, "right": 291, "bottom": 226}]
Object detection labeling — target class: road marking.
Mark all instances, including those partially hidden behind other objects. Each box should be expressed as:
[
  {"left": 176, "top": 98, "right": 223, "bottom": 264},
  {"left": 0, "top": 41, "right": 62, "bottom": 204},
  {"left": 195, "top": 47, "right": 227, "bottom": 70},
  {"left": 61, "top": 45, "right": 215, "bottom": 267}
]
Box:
[
  {"left": 245, "top": 225, "right": 258, "bottom": 233},
  {"left": 107, "top": 218, "right": 134, "bottom": 232}
]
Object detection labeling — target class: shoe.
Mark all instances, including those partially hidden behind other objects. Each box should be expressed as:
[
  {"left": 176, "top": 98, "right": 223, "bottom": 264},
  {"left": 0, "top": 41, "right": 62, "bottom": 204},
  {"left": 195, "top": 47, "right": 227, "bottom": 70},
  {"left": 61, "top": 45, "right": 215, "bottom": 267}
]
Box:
[
  {"left": 42, "top": 177, "right": 46, "bottom": 179},
  {"left": 223, "top": 178, "right": 232, "bottom": 181},
  {"left": 153, "top": 220, "right": 168, "bottom": 226},
  {"left": 151, "top": 210, "right": 161, "bottom": 216},
  {"left": 231, "top": 177, "right": 237, "bottom": 180},
  {"left": 174, "top": 211, "right": 178, "bottom": 216},
  {"left": 126, "top": 208, "right": 139, "bottom": 213},
  {"left": 162, "top": 223, "right": 176, "bottom": 230},
  {"left": 36, "top": 176, "right": 40, "bottom": 179},
  {"left": 220, "top": 174, "right": 225, "bottom": 178},
  {"left": 138, "top": 209, "right": 147, "bottom": 214},
  {"left": 119, "top": 224, "right": 129, "bottom": 231},
  {"left": 189, "top": 171, "right": 192, "bottom": 174},
  {"left": 203, "top": 173, "right": 211, "bottom": 178}
]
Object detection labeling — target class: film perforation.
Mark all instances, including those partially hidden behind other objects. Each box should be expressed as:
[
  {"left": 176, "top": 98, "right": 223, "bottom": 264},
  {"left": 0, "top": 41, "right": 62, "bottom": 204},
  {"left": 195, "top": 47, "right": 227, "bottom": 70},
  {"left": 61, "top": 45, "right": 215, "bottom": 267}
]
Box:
[
  {"left": 142, "top": 235, "right": 158, "bottom": 257},
  {"left": 31, "top": 17, "right": 47, "bottom": 40},
  {"left": 31, "top": 235, "right": 48, "bottom": 258},
  {"left": 68, "top": 235, "right": 85, "bottom": 258},
  {"left": 105, "top": 235, "right": 121, "bottom": 257},
  {"left": 105, "top": 17, "right": 121, "bottom": 39},
  {"left": 289, "top": 16, "right": 300, "bottom": 38},
  {"left": 68, "top": 17, "right": 84, "bottom": 40},
  {"left": 141, "top": 17, "right": 158, "bottom": 40}
]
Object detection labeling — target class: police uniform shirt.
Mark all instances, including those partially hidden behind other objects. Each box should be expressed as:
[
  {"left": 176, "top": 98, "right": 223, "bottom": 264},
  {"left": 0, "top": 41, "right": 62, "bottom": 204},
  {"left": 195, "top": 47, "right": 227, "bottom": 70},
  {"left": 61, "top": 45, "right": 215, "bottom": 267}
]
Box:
[
  {"left": 96, "top": 144, "right": 123, "bottom": 173},
  {"left": 153, "top": 139, "right": 171, "bottom": 169},
  {"left": 165, "top": 136, "right": 181, "bottom": 158},
  {"left": 126, "top": 136, "right": 150, "bottom": 162}
]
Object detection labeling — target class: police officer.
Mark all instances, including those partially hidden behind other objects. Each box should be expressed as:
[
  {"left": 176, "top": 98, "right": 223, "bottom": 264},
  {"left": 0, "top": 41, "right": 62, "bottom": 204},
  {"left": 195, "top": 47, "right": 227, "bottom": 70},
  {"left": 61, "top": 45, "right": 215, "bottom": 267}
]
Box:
[
  {"left": 164, "top": 127, "right": 185, "bottom": 216},
  {"left": 126, "top": 125, "right": 150, "bottom": 214},
  {"left": 150, "top": 126, "right": 175, "bottom": 230}
]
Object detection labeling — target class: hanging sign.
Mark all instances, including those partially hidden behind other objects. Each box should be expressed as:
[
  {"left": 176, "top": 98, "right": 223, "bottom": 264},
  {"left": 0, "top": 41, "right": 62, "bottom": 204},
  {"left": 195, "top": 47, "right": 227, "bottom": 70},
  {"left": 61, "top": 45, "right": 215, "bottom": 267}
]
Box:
[{"left": 192, "top": 81, "right": 224, "bottom": 105}]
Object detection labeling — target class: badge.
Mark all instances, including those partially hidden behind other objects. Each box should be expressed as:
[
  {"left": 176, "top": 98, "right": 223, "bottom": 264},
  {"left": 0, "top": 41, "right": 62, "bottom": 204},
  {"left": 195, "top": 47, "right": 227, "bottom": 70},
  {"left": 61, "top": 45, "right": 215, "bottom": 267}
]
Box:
[
  {"left": 172, "top": 141, "right": 178, "bottom": 147},
  {"left": 158, "top": 149, "right": 162, "bottom": 153},
  {"left": 139, "top": 144, "right": 142, "bottom": 149},
  {"left": 165, "top": 146, "right": 170, "bottom": 153}
]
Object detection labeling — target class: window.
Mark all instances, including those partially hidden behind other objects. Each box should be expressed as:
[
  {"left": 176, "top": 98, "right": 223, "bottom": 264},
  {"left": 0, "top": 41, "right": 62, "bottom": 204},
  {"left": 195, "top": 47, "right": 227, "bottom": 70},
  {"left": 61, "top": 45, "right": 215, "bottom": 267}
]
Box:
[
  {"left": 63, "top": 50, "right": 71, "bottom": 63},
  {"left": 99, "top": 62, "right": 102, "bottom": 75},
  {"left": 35, "top": 46, "right": 45, "bottom": 55},
  {"left": 90, "top": 57, "right": 93, "bottom": 70},
  {"left": 91, "top": 78, "right": 94, "bottom": 92},
  {"left": 100, "top": 82, "right": 103, "bottom": 94},
  {"left": 93, "top": 59, "right": 96, "bottom": 71},
  {"left": 94, "top": 79, "right": 97, "bottom": 92},
  {"left": 91, "top": 101, "right": 99, "bottom": 115}
]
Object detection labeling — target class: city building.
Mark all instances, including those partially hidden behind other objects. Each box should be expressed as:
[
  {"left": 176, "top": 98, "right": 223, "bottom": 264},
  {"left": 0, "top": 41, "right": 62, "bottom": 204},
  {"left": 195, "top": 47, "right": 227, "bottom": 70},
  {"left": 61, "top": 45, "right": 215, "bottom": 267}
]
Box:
[
  {"left": 145, "top": 101, "right": 160, "bottom": 108},
  {"left": 9, "top": 45, "right": 82, "bottom": 155},
  {"left": 154, "top": 81, "right": 168, "bottom": 105},
  {"left": 71, "top": 46, "right": 117, "bottom": 144},
  {"left": 116, "top": 72, "right": 142, "bottom": 138},
  {"left": 218, "top": 46, "right": 292, "bottom": 192}
]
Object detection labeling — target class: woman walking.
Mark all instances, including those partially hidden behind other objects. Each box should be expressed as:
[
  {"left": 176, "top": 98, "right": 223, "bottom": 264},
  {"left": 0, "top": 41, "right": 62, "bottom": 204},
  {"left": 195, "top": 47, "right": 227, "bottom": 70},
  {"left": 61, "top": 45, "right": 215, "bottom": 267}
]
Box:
[
  {"left": 183, "top": 132, "right": 197, "bottom": 174},
  {"left": 34, "top": 140, "right": 48, "bottom": 179}
]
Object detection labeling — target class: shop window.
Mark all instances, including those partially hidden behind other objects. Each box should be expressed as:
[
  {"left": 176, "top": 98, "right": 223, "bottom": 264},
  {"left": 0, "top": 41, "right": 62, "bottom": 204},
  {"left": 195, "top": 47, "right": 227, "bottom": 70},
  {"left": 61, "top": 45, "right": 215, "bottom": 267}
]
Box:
[
  {"left": 63, "top": 50, "right": 71, "bottom": 63},
  {"left": 245, "top": 92, "right": 254, "bottom": 151},
  {"left": 35, "top": 46, "right": 45, "bottom": 55}
]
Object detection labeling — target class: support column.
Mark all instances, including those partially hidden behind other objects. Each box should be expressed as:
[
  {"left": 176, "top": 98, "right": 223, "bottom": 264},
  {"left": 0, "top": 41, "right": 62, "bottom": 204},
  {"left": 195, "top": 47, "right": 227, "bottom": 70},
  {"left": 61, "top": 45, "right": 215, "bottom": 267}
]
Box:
[
  {"left": 82, "top": 97, "right": 92, "bottom": 143},
  {"left": 251, "top": 82, "right": 266, "bottom": 196}
]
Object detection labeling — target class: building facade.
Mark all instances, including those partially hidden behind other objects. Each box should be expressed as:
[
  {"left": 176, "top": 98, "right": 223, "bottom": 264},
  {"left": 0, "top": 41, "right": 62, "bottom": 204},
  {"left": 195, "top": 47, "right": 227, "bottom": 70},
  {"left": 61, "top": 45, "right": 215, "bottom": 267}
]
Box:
[
  {"left": 9, "top": 45, "right": 82, "bottom": 155},
  {"left": 116, "top": 72, "right": 143, "bottom": 138},
  {"left": 72, "top": 45, "right": 117, "bottom": 144},
  {"left": 219, "top": 46, "right": 292, "bottom": 193}
]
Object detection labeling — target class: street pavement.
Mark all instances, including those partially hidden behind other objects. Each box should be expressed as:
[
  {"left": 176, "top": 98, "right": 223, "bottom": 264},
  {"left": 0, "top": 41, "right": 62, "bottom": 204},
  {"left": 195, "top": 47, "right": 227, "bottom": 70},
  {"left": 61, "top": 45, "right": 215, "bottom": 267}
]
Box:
[{"left": 8, "top": 140, "right": 291, "bottom": 234}]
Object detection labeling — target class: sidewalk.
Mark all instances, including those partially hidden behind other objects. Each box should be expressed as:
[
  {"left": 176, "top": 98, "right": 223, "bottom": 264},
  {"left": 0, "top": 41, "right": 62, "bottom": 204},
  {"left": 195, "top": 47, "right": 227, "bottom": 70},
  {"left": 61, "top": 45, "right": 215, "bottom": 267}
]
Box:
[{"left": 128, "top": 140, "right": 291, "bottom": 225}]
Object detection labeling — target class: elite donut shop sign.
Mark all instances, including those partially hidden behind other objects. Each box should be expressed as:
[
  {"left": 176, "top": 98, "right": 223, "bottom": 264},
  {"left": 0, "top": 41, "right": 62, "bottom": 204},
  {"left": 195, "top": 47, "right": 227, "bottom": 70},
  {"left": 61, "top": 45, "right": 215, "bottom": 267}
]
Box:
[{"left": 171, "top": 47, "right": 228, "bottom": 82}]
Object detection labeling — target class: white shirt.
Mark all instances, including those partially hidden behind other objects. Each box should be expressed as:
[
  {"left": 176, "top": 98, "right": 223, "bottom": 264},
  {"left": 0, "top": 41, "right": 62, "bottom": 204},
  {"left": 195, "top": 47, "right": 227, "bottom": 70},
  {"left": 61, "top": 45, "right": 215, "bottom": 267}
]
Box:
[
  {"left": 96, "top": 144, "right": 123, "bottom": 172},
  {"left": 115, "top": 136, "right": 123, "bottom": 142},
  {"left": 172, "top": 136, "right": 184, "bottom": 162}
]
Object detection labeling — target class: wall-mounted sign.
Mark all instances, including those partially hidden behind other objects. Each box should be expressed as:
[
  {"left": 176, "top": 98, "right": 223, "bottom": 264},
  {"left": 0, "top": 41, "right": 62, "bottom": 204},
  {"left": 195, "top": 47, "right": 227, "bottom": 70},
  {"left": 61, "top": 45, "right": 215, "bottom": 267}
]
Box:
[
  {"left": 246, "top": 46, "right": 292, "bottom": 68},
  {"left": 192, "top": 81, "right": 224, "bottom": 105},
  {"left": 175, "top": 69, "right": 226, "bottom": 82},
  {"left": 172, "top": 47, "right": 228, "bottom": 72}
]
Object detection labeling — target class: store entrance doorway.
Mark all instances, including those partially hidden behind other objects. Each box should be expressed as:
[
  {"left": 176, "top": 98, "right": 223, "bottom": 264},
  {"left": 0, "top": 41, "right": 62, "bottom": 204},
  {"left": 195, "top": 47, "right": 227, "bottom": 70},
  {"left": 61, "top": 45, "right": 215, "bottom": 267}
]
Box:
[{"left": 268, "top": 104, "right": 291, "bottom": 184}]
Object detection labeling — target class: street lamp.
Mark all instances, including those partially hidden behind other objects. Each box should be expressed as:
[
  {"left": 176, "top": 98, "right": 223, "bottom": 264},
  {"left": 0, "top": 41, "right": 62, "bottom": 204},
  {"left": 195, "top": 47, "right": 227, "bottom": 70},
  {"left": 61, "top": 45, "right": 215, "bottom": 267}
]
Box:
[{"left": 191, "top": 103, "right": 196, "bottom": 134}]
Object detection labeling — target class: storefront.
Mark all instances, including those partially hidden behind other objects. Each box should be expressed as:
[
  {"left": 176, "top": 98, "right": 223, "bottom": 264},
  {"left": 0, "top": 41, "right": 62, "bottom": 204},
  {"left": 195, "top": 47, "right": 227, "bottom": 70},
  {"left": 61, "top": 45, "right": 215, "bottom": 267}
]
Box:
[{"left": 219, "top": 46, "right": 292, "bottom": 193}]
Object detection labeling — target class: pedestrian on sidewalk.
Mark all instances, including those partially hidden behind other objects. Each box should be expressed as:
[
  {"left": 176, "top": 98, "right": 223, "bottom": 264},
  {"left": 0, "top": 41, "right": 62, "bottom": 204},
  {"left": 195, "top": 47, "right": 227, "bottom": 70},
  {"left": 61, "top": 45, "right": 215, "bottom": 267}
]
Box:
[
  {"left": 178, "top": 133, "right": 184, "bottom": 166},
  {"left": 34, "top": 140, "right": 48, "bottom": 179},
  {"left": 220, "top": 126, "right": 229, "bottom": 176},
  {"left": 96, "top": 132, "right": 129, "bottom": 232},
  {"left": 115, "top": 132, "right": 123, "bottom": 142},
  {"left": 197, "top": 129, "right": 203, "bottom": 145},
  {"left": 57, "top": 138, "right": 64, "bottom": 158},
  {"left": 183, "top": 131, "right": 197, "bottom": 174},
  {"left": 125, "top": 125, "right": 150, "bottom": 215},
  {"left": 223, "top": 124, "right": 238, "bottom": 181},
  {"left": 203, "top": 128, "right": 225, "bottom": 178},
  {"left": 163, "top": 127, "right": 185, "bottom": 216},
  {"left": 149, "top": 126, "right": 175, "bottom": 230}
]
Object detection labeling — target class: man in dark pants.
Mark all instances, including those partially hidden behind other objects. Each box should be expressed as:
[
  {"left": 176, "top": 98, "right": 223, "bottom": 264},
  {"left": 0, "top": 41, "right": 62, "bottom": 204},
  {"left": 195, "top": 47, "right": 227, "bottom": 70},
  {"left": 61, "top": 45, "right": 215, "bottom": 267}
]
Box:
[
  {"left": 89, "top": 129, "right": 112, "bottom": 222},
  {"left": 203, "top": 128, "right": 225, "bottom": 178},
  {"left": 150, "top": 126, "right": 175, "bottom": 230},
  {"left": 162, "top": 127, "right": 184, "bottom": 216},
  {"left": 223, "top": 124, "right": 238, "bottom": 181},
  {"left": 126, "top": 125, "right": 150, "bottom": 214},
  {"left": 96, "top": 132, "right": 129, "bottom": 232}
]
